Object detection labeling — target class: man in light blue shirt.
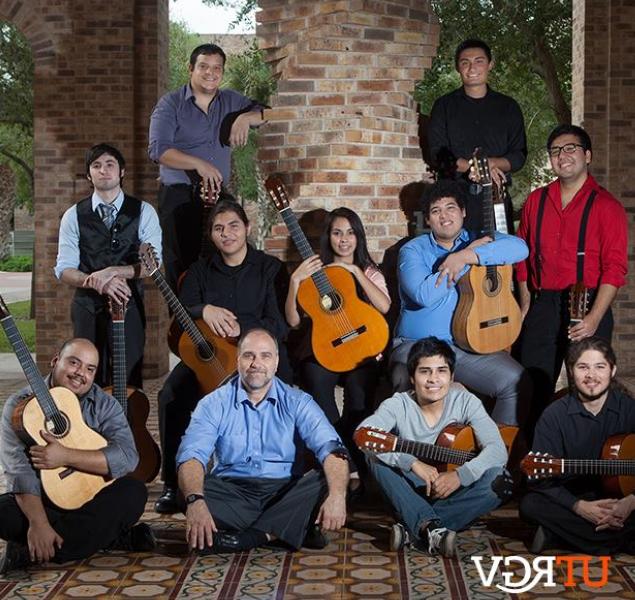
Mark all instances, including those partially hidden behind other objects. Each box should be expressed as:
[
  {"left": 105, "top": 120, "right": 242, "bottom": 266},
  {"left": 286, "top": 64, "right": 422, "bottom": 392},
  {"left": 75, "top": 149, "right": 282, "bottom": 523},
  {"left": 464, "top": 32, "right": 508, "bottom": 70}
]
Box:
[
  {"left": 177, "top": 328, "right": 350, "bottom": 554},
  {"left": 391, "top": 180, "right": 531, "bottom": 426},
  {"left": 54, "top": 143, "right": 162, "bottom": 387}
]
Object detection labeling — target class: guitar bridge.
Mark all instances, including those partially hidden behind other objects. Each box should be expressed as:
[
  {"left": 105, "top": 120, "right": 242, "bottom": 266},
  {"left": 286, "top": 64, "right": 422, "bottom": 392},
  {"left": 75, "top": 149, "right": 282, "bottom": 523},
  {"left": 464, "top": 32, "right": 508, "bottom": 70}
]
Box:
[
  {"left": 332, "top": 325, "right": 367, "bottom": 347},
  {"left": 479, "top": 316, "right": 509, "bottom": 329}
]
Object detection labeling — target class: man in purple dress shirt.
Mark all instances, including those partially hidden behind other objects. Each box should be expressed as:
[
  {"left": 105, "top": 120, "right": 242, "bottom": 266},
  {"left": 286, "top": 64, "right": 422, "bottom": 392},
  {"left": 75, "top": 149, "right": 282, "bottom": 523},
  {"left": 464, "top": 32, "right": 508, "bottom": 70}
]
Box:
[{"left": 148, "top": 43, "right": 265, "bottom": 291}]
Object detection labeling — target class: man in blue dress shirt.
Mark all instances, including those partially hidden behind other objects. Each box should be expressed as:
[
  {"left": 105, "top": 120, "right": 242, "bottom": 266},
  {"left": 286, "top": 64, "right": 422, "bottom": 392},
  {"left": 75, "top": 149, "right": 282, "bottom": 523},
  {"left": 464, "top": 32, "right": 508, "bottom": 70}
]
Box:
[
  {"left": 176, "top": 328, "right": 350, "bottom": 554},
  {"left": 390, "top": 180, "right": 531, "bottom": 426}
]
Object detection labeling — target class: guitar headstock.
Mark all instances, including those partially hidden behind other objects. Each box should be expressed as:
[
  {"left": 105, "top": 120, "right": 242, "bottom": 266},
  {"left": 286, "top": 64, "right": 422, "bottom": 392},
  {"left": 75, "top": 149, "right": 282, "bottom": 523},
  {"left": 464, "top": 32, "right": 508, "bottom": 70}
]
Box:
[
  {"left": 470, "top": 148, "right": 492, "bottom": 186},
  {"left": 199, "top": 180, "right": 220, "bottom": 207},
  {"left": 569, "top": 282, "right": 590, "bottom": 322},
  {"left": 353, "top": 427, "right": 397, "bottom": 453},
  {"left": 520, "top": 451, "right": 562, "bottom": 480},
  {"left": 0, "top": 294, "right": 9, "bottom": 319},
  {"left": 107, "top": 297, "right": 128, "bottom": 322},
  {"left": 139, "top": 243, "right": 160, "bottom": 277},
  {"left": 264, "top": 176, "right": 290, "bottom": 212}
]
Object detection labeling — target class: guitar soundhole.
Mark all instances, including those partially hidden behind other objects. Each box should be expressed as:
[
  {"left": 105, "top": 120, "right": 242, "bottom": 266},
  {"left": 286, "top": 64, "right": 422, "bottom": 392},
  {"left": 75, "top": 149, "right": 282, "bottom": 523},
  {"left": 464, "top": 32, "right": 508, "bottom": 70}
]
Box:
[
  {"left": 45, "top": 412, "right": 70, "bottom": 437},
  {"left": 196, "top": 344, "right": 215, "bottom": 362},
  {"left": 482, "top": 272, "right": 502, "bottom": 297},
  {"left": 320, "top": 291, "right": 342, "bottom": 313}
]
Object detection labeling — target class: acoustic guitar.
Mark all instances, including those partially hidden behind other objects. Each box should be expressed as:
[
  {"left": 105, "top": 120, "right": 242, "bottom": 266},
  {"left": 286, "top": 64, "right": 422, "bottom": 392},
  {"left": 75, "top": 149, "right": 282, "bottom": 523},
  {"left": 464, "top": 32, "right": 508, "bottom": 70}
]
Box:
[
  {"left": 0, "top": 294, "right": 113, "bottom": 510},
  {"left": 139, "top": 243, "right": 237, "bottom": 394},
  {"left": 104, "top": 299, "right": 161, "bottom": 483},
  {"left": 521, "top": 433, "right": 635, "bottom": 497},
  {"left": 568, "top": 282, "right": 591, "bottom": 326},
  {"left": 354, "top": 424, "right": 519, "bottom": 471},
  {"left": 265, "top": 176, "right": 389, "bottom": 372},
  {"left": 186, "top": 169, "right": 220, "bottom": 261},
  {"left": 452, "top": 151, "right": 522, "bottom": 354}
]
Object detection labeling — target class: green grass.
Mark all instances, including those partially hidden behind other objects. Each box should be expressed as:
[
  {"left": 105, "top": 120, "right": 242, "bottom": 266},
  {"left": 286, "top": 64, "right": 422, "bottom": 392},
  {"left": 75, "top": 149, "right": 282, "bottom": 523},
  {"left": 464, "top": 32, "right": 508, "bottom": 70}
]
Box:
[{"left": 0, "top": 300, "right": 35, "bottom": 352}]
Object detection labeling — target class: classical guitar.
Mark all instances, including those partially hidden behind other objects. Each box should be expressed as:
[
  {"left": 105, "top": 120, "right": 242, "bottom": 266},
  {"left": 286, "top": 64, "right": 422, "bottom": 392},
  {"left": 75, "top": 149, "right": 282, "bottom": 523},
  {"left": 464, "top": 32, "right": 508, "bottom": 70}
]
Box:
[
  {"left": 186, "top": 169, "right": 220, "bottom": 260},
  {"left": 452, "top": 151, "right": 522, "bottom": 354},
  {"left": 139, "top": 243, "right": 237, "bottom": 394},
  {"left": 0, "top": 295, "right": 113, "bottom": 510},
  {"left": 104, "top": 299, "right": 161, "bottom": 483},
  {"left": 265, "top": 176, "right": 389, "bottom": 372},
  {"left": 521, "top": 433, "right": 635, "bottom": 497},
  {"left": 354, "top": 424, "right": 519, "bottom": 471},
  {"left": 568, "top": 282, "right": 591, "bottom": 325}
]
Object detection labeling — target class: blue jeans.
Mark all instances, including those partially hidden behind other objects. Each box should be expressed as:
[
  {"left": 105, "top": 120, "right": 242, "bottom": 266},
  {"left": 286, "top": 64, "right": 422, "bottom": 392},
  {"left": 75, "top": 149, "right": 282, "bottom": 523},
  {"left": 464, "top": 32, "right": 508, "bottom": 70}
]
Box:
[{"left": 370, "top": 458, "right": 504, "bottom": 542}]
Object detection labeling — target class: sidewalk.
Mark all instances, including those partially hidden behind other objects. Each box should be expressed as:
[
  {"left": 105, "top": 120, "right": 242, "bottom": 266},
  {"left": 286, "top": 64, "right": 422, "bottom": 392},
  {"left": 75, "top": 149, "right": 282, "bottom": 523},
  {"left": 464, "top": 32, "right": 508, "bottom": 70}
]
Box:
[{"left": 0, "top": 271, "right": 32, "bottom": 303}]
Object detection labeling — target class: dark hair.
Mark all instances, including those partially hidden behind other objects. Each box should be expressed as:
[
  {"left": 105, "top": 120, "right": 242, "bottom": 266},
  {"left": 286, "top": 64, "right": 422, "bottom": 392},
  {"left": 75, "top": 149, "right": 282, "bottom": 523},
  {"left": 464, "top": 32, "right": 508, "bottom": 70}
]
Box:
[
  {"left": 238, "top": 327, "right": 279, "bottom": 353},
  {"left": 546, "top": 124, "right": 593, "bottom": 154},
  {"left": 406, "top": 337, "right": 456, "bottom": 378},
  {"left": 209, "top": 197, "right": 249, "bottom": 229},
  {"left": 319, "top": 207, "right": 377, "bottom": 270},
  {"left": 189, "top": 43, "right": 226, "bottom": 68},
  {"left": 455, "top": 38, "right": 492, "bottom": 69},
  {"left": 85, "top": 143, "right": 125, "bottom": 176},
  {"left": 565, "top": 336, "right": 616, "bottom": 375},
  {"left": 420, "top": 180, "right": 466, "bottom": 218}
]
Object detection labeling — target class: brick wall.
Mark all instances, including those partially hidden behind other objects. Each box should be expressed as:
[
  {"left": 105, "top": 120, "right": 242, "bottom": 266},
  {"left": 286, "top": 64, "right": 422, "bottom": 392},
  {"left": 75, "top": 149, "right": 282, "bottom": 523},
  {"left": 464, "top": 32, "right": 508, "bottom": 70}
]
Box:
[
  {"left": 256, "top": 0, "right": 438, "bottom": 263},
  {"left": 0, "top": 0, "right": 170, "bottom": 376},
  {"left": 572, "top": 0, "right": 635, "bottom": 374}
]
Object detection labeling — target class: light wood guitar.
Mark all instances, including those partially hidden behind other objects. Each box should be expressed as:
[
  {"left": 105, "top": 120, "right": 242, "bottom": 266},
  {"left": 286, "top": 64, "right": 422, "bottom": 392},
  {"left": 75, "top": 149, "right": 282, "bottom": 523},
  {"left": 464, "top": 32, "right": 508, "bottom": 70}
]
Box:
[
  {"left": 139, "top": 243, "right": 237, "bottom": 394},
  {"left": 568, "top": 281, "right": 591, "bottom": 326},
  {"left": 104, "top": 299, "right": 161, "bottom": 483},
  {"left": 265, "top": 176, "right": 389, "bottom": 372},
  {"left": 354, "top": 424, "right": 519, "bottom": 471},
  {"left": 0, "top": 295, "right": 113, "bottom": 510},
  {"left": 452, "top": 151, "right": 522, "bottom": 354},
  {"left": 521, "top": 433, "right": 635, "bottom": 497}
]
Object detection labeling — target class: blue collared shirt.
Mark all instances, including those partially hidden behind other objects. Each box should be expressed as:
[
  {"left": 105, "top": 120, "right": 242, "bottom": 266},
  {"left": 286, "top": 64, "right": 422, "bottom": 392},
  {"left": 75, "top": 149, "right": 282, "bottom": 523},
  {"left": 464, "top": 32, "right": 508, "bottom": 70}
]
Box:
[
  {"left": 54, "top": 189, "right": 162, "bottom": 279},
  {"left": 395, "top": 230, "right": 528, "bottom": 343},
  {"left": 148, "top": 85, "right": 261, "bottom": 185},
  {"left": 176, "top": 375, "right": 346, "bottom": 479}
]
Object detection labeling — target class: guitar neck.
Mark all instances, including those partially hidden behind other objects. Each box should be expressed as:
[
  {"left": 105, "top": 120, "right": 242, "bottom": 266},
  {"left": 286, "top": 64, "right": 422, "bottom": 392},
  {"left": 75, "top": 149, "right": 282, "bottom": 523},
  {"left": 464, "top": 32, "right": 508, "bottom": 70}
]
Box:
[
  {"left": 111, "top": 320, "right": 128, "bottom": 415},
  {"left": 395, "top": 437, "right": 476, "bottom": 465},
  {"left": 480, "top": 181, "right": 496, "bottom": 238},
  {"left": 0, "top": 315, "right": 60, "bottom": 421},
  {"left": 279, "top": 207, "right": 334, "bottom": 296},
  {"left": 561, "top": 459, "right": 635, "bottom": 476}
]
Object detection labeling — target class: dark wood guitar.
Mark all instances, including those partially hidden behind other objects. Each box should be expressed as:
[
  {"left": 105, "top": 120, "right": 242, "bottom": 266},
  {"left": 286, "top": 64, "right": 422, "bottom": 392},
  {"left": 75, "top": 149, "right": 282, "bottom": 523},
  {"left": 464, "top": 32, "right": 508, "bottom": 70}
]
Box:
[
  {"left": 139, "top": 243, "right": 237, "bottom": 394},
  {"left": 568, "top": 282, "right": 591, "bottom": 325},
  {"left": 265, "top": 176, "right": 389, "bottom": 372},
  {"left": 521, "top": 433, "right": 635, "bottom": 497},
  {"left": 104, "top": 299, "right": 161, "bottom": 483},
  {"left": 452, "top": 151, "right": 522, "bottom": 354},
  {"left": 354, "top": 424, "right": 519, "bottom": 471},
  {"left": 0, "top": 295, "right": 113, "bottom": 510}
]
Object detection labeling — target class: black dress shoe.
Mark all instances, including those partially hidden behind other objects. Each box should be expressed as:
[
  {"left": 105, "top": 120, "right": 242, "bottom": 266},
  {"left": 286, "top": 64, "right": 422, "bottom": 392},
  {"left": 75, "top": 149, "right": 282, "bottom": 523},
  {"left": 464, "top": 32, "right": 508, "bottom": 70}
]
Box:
[
  {"left": 302, "top": 524, "right": 328, "bottom": 550},
  {"left": 198, "top": 531, "right": 252, "bottom": 555},
  {"left": 110, "top": 523, "right": 156, "bottom": 552},
  {"left": 0, "top": 542, "right": 30, "bottom": 574},
  {"left": 154, "top": 486, "right": 179, "bottom": 514},
  {"left": 529, "top": 526, "right": 554, "bottom": 554}
]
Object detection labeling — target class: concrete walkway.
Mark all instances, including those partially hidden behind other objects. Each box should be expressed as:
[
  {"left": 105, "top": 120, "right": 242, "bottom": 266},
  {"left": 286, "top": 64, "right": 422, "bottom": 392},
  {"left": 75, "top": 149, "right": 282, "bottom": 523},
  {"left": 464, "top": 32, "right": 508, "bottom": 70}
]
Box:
[{"left": 0, "top": 271, "right": 32, "bottom": 303}]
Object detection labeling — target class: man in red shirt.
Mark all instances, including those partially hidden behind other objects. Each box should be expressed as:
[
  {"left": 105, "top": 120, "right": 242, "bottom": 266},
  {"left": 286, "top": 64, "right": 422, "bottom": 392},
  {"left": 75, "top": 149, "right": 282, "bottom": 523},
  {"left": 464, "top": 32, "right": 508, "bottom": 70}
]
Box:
[{"left": 515, "top": 124, "right": 628, "bottom": 432}]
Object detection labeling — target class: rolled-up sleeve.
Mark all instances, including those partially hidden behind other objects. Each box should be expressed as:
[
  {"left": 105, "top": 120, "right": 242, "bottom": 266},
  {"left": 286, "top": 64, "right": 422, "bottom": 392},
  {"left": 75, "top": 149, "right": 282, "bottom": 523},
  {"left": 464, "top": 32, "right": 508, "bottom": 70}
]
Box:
[
  {"left": 54, "top": 206, "right": 80, "bottom": 280},
  {"left": 176, "top": 393, "right": 219, "bottom": 470},
  {"left": 474, "top": 232, "right": 528, "bottom": 266},
  {"left": 148, "top": 93, "right": 178, "bottom": 163},
  {"left": 139, "top": 202, "right": 163, "bottom": 266},
  {"left": 598, "top": 199, "right": 628, "bottom": 288}
]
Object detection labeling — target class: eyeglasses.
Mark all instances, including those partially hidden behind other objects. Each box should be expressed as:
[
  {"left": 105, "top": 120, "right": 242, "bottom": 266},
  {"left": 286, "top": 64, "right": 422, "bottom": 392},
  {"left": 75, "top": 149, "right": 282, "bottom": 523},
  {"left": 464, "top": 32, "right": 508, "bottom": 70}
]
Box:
[{"left": 547, "top": 143, "right": 585, "bottom": 157}]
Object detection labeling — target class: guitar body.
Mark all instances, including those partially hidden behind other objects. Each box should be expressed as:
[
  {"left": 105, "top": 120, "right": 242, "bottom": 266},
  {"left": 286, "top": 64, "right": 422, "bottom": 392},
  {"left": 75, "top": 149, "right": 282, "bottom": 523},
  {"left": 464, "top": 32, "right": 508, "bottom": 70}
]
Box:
[
  {"left": 602, "top": 433, "right": 635, "bottom": 497},
  {"left": 453, "top": 264, "right": 522, "bottom": 354},
  {"left": 177, "top": 318, "right": 238, "bottom": 394},
  {"left": 434, "top": 424, "right": 476, "bottom": 472},
  {"left": 104, "top": 386, "right": 161, "bottom": 483},
  {"left": 12, "top": 387, "right": 114, "bottom": 510},
  {"left": 297, "top": 265, "right": 389, "bottom": 373}
]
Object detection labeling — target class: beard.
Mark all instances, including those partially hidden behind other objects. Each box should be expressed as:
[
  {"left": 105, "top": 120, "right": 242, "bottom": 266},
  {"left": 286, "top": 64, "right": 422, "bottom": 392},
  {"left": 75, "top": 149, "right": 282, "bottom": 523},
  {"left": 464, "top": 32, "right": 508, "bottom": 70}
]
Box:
[{"left": 575, "top": 380, "right": 612, "bottom": 403}]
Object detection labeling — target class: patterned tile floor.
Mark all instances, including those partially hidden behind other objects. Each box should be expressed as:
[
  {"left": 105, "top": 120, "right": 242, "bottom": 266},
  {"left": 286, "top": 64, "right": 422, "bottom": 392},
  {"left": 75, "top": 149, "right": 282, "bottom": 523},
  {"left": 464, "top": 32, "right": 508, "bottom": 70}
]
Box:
[{"left": 0, "top": 376, "right": 633, "bottom": 599}]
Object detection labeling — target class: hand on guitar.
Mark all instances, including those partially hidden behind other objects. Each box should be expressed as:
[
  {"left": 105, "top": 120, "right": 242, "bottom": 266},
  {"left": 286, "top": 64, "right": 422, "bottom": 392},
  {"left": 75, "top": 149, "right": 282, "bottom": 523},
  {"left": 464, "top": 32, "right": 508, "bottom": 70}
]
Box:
[
  {"left": 27, "top": 521, "right": 64, "bottom": 563},
  {"left": 84, "top": 268, "right": 131, "bottom": 304},
  {"left": 435, "top": 244, "right": 485, "bottom": 288},
  {"left": 595, "top": 495, "right": 635, "bottom": 531},
  {"left": 185, "top": 500, "right": 218, "bottom": 550},
  {"left": 430, "top": 471, "right": 461, "bottom": 499},
  {"left": 29, "top": 430, "right": 70, "bottom": 470},
  {"left": 194, "top": 159, "right": 223, "bottom": 195},
  {"left": 468, "top": 158, "right": 507, "bottom": 188},
  {"left": 291, "top": 255, "right": 324, "bottom": 285},
  {"left": 573, "top": 498, "right": 618, "bottom": 526},
  {"left": 202, "top": 304, "right": 240, "bottom": 338},
  {"left": 411, "top": 460, "right": 439, "bottom": 495},
  {"left": 568, "top": 312, "right": 601, "bottom": 342}
]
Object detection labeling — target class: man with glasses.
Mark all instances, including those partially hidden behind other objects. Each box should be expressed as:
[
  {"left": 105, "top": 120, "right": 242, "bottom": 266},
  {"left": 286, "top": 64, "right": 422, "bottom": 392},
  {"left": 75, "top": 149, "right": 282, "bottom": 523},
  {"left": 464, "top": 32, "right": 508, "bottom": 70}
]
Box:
[{"left": 515, "top": 124, "right": 628, "bottom": 433}]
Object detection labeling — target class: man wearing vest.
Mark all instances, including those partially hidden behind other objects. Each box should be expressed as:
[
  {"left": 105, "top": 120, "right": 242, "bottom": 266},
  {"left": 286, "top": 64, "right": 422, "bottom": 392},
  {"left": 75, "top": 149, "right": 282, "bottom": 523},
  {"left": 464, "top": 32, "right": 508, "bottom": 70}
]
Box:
[
  {"left": 55, "top": 143, "right": 162, "bottom": 387},
  {"left": 516, "top": 125, "right": 628, "bottom": 433}
]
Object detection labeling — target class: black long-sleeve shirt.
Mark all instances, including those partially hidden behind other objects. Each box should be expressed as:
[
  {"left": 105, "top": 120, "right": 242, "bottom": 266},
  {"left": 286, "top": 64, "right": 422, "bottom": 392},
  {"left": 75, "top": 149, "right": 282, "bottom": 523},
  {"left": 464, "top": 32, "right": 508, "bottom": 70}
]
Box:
[{"left": 529, "top": 389, "right": 635, "bottom": 509}]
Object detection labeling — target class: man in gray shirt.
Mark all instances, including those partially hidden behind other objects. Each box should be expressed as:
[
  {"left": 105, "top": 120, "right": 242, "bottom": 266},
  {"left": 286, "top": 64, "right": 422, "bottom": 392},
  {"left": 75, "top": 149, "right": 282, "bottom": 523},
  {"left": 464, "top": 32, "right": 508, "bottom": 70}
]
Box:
[
  {"left": 358, "top": 337, "right": 509, "bottom": 557},
  {"left": 0, "top": 339, "right": 153, "bottom": 573}
]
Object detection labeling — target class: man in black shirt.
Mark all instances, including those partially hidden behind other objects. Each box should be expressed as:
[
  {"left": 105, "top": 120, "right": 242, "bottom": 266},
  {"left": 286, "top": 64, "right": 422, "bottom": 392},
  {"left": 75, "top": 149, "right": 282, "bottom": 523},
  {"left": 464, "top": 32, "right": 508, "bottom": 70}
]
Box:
[
  {"left": 520, "top": 337, "right": 635, "bottom": 555},
  {"left": 427, "top": 39, "right": 527, "bottom": 233}
]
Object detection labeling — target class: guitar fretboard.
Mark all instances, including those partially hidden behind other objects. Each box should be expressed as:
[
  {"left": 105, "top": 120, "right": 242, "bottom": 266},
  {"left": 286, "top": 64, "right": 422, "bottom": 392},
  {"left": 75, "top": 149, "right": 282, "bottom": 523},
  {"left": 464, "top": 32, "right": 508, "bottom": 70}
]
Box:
[
  {"left": 111, "top": 320, "right": 128, "bottom": 415},
  {"left": 561, "top": 459, "right": 635, "bottom": 476},
  {"left": 395, "top": 438, "right": 476, "bottom": 465}
]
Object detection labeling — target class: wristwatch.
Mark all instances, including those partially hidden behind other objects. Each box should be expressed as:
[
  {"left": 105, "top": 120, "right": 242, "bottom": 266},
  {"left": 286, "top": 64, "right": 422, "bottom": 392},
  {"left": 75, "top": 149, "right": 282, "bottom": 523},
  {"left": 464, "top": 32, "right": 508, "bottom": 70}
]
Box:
[{"left": 185, "top": 493, "right": 205, "bottom": 505}]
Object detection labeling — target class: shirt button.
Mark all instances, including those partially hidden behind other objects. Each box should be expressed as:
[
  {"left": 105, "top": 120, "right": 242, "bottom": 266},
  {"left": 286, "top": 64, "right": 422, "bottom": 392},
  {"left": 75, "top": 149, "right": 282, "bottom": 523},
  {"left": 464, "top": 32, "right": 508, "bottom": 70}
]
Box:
[{"left": 246, "top": 457, "right": 251, "bottom": 462}]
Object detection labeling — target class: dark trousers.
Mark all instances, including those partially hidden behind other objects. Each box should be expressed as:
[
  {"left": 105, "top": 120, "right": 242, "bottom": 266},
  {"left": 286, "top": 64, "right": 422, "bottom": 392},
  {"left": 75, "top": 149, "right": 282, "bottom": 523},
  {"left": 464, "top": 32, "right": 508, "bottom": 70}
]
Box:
[
  {"left": 71, "top": 298, "right": 145, "bottom": 388},
  {"left": 203, "top": 470, "right": 328, "bottom": 550},
  {"left": 520, "top": 490, "right": 635, "bottom": 555},
  {"left": 518, "top": 290, "right": 613, "bottom": 432},
  {"left": 300, "top": 359, "right": 378, "bottom": 476},
  {"left": 0, "top": 477, "right": 147, "bottom": 562}
]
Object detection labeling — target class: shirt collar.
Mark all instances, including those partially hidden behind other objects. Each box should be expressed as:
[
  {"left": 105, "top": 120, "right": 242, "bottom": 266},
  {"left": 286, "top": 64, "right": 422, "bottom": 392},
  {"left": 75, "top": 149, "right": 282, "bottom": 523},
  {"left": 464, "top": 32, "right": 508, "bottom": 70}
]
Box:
[
  {"left": 234, "top": 375, "right": 279, "bottom": 408},
  {"left": 210, "top": 244, "right": 256, "bottom": 271},
  {"left": 428, "top": 228, "right": 470, "bottom": 251},
  {"left": 565, "top": 388, "right": 621, "bottom": 417},
  {"left": 91, "top": 189, "right": 124, "bottom": 214},
  {"left": 46, "top": 373, "right": 99, "bottom": 404}
]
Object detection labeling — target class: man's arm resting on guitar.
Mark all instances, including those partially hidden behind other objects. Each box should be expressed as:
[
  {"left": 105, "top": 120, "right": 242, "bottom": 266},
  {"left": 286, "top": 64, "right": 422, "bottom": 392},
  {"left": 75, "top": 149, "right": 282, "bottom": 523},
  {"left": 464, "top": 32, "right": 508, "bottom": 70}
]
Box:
[
  {"left": 29, "top": 432, "right": 110, "bottom": 476},
  {"left": 15, "top": 493, "right": 63, "bottom": 563},
  {"left": 178, "top": 458, "right": 217, "bottom": 550},
  {"left": 316, "top": 454, "right": 349, "bottom": 531},
  {"left": 60, "top": 267, "right": 134, "bottom": 304},
  {"left": 568, "top": 283, "right": 618, "bottom": 342}
]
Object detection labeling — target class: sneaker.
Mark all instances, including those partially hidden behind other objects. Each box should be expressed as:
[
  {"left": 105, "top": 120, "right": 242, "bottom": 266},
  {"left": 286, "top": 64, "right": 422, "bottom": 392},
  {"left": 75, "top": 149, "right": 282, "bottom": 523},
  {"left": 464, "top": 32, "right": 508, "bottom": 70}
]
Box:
[
  {"left": 427, "top": 526, "right": 457, "bottom": 558},
  {"left": 110, "top": 523, "right": 156, "bottom": 552},
  {"left": 0, "top": 542, "right": 30, "bottom": 574},
  {"left": 389, "top": 523, "right": 411, "bottom": 551}
]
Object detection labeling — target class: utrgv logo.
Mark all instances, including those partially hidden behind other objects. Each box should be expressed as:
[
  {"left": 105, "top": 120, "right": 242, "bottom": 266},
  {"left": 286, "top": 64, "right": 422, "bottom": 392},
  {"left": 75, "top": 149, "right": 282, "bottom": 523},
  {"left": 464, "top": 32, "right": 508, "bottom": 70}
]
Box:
[{"left": 471, "top": 555, "right": 610, "bottom": 594}]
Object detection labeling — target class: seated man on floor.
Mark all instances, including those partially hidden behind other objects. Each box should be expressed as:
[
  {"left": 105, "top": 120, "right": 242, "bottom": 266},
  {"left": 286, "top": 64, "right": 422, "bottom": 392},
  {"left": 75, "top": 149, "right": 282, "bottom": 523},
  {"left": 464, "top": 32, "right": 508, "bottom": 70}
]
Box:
[
  {"left": 177, "top": 328, "right": 350, "bottom": 554},
  {"left": 520, "top": 336, "right": 635, "bottom": 555},
  {"left": 0, "top": 338, "right": 153, "bottom": 574},
  {"left": 358, "top": 337, "right": 509, "bottom": 558}
]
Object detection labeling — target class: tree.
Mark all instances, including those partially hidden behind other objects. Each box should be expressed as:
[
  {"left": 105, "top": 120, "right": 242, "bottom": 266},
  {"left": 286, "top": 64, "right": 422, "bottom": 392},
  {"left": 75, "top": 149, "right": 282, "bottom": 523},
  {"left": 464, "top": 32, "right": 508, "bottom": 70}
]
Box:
[
  {"left": 168, "top": 20, "right": 201, "bottom": 90},
  {"left": 200, "top": 0, "right": 256, "bottom": 29},
  {"left": 416, "top": 0, "right": 572, "bottom": 205}
]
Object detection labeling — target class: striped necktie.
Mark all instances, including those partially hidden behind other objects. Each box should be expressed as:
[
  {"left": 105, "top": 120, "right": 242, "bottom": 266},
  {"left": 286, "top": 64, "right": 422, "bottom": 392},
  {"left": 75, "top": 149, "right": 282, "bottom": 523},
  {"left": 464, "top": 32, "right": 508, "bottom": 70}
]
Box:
[{"left": 98, "top": 203, "right": 116, "bottom": 230}]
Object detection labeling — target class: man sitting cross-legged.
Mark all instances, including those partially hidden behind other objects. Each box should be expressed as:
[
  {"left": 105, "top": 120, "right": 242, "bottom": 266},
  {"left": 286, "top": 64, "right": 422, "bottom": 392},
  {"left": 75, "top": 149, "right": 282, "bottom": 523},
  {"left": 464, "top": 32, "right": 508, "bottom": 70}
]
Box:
[
  {"left": 177, "top": 328, "right": 350, "bottom": 554},
  {"left": 358, "top": 337, "right": 509, "bottom": 557}
]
